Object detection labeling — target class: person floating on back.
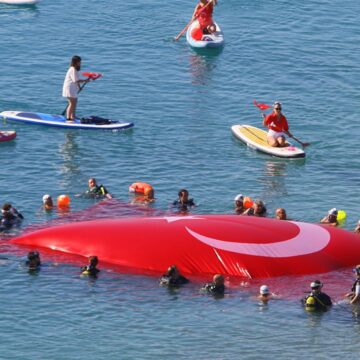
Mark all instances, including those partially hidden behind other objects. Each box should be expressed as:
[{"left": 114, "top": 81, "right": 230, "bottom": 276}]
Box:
[
  {"left": 201, "top": 274, "right": 225, "bottom": 296},
  {"left": 42, "top": 194, "right": 54, "bottom": 211},
  {"left": 159, "top": 265, "right": 189, "bottom": 288},
  {"left": 26, "top": 251, "right": 41, "bottom": 271},
  {"left": 81, "top": 256, "right": 100, "bottom": 277},
  {"left": 302, "top": 280, "right": 332, "bottom": 312},
  {"left": 320, "top": 208, "right": 338, "bottom": 227},
  {"left": 86, "top": 178, "right": 112, "bottom": 199},
  {"left": 62, "top": 55, "right": 90, "bottom": 121},
  {"left": 345, "top": 265, "right": 360, "bottom": 304},
  {"left": 0, "top": 203, "right": 24, "bottom": 230}
]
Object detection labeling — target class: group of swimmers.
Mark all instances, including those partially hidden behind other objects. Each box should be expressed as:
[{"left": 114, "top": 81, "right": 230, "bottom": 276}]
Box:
[{"left": 22, "top": 250, "right": 360, "bottom": 311}]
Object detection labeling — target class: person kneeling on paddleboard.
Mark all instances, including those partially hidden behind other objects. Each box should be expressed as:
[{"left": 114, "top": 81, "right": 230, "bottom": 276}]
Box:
[{"left": 263, "top": 102, "right": 294, "bottom": 147}]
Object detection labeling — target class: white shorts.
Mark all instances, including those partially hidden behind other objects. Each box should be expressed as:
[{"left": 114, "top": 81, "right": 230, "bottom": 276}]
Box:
[{"left": 268, "top": 129, "right": 286, "bottom": 139}]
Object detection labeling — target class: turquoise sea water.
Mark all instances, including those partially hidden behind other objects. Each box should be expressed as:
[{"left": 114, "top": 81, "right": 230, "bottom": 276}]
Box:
[{"left": 1, "top": 0, "right": 360, "bottom": 358}]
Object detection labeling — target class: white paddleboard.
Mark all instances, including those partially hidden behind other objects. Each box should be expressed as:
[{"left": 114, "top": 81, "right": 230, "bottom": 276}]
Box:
[{"left": 231, "top": 124, "right": 305, "bottom": 158}]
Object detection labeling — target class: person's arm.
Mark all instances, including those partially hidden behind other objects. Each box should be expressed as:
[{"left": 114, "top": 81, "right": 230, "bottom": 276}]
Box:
[{"left": 350, "top": 283, "right": 360, "bottom": 304}]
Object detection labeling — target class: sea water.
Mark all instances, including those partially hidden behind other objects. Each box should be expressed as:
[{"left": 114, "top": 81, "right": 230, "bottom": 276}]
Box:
[{"left": 0, "top": 0, "right": 360, "bottom": 358}]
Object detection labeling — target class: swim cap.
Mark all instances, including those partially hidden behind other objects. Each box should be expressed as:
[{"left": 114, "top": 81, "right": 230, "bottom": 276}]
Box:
[
  {"left": 273, "top": 101, "right": 282, "bottom": 107},
  {"left": 310, "top": 280, "right": 323, "bottom": 289},
  {"left": 328, "top": 208, "right": 338, "bottom": 216},
  {"left": 42, "top": 194, "right": 51, "bottom": 202},
  {"left": 234, "top": 194, "right": 244, "bottom": 202},
  {"left": 260, "top": 285, "right": 269, "bottom": 295}
]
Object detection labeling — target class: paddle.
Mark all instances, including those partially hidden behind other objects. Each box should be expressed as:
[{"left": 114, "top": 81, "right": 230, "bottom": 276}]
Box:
[
  {"left": 174, "top": 0, "right": 215, "bottom": 41},
  {"left": 253, "top": 99, "right": 310, "bottom": 148},
  {"left": 61, "top": 72, "right": 102, "bottom": 116}
]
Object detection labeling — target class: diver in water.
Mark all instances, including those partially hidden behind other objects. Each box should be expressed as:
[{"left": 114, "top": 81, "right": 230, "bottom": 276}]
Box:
[
  {"left": 302, "top": 280, "right": 332, "bottom": 312},
  {"left": 159, "top": 265, "right": 189, "bottom": 287},
  {"left": 86, "top": 178, "right": 112, "bottom": 199},
  {"left": 201, "top": 274, "right": 225, "bottom": 296},
  {"left": 81, "top": 256, "right": 100, "bottom": 277},
  {"left": 173, "top": 189, "right": 195, "bottom": 209},
  {"left": 26, "top": 251, "right": 41, "bottom": 271},
  {"left": 0, "top": 203, "right": 24, "bottom": 230},
  {"left": 345, "top": 265, "right": 360, "bottom": 304}
]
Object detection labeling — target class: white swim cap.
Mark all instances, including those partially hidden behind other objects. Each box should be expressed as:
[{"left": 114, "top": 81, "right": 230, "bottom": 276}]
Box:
[
  {"left": 310, "top": 280, "right": 323, "bottom": 289},
  {"left": 260, "top": 285, "right": 269, "bottom": 295},
  {"left": 234, "top": 194, "right": 244, "bottom": 202},
  {"left": 328, "top": 208, "right": 338, "bottom": 216},
  {"left": 42, "top": 194, "right": 51, "bottom": 202}
]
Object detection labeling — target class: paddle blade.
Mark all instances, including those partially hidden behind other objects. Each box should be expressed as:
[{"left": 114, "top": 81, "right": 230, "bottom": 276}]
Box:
[
  {"left": 253, "top": 99, "right": 272, "bottom": 111},
  {"left": 82, "top": 72, "right": 102, "bottom": 80}
]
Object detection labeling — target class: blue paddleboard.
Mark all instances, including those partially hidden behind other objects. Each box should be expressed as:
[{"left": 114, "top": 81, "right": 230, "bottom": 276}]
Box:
[{"left": 0, "top": 111, "right": 134, "bottom": 130}]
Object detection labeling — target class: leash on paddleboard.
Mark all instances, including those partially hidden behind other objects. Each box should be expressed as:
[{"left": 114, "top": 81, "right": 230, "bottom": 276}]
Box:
[
  {"left": 61, "top": 72, "right": 102, "bottom": 116},
  {"left": 253, "top": 99, "right": 310, "bottom": 148},
  {"left": 174, "top": 0, "right": 216, "bottom": 41}
]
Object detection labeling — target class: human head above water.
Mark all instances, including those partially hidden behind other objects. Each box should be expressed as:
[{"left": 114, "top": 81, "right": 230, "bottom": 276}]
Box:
[
  {"left": 88, "top": 178, "right": 97, "bottom": 188},
  {"left": 259, "top": 285, "right": 270, "bottom": 295},
  {"left": 167, "top": 265, "right": 180, "bottom": 277},
  {"left": 353, "top": 265, "right": 360, "bottom": 276},
  {"left": 89, "top": 256, "right": 98, "bottom": 267},
  {"left": 2, "top": 203, "right": 12, "bottom": 212},
  {"left": 70, "top": 55, "right": 82, "bottom": 71},
  {"left": 275, "top": 208, "right": 287, "bottom": 220},
  {"left": 213, "top": 274, "right": 224, "bottom": 286},
  {"left": 310, "top": 280, "right": 323, "bottom": 291},
  {"left": 178, "top": 189, "right": 189, "bottom": 201}
]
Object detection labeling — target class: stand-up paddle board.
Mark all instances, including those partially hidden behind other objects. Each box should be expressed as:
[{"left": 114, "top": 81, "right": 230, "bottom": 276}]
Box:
[
  {"left": 0, "top": 0, "right": 39, "bottom": 4},
  {"left": 186, "top": 20, "right": 224, "bottom": 49},
  {"left": 0, "top": 130, "right": 16, "bottom": 142},
  {"left": 0, "top": 111, "right": 134, "bottom": 130},
  {"left": 231, "top": 124, "right": 305, "bottom": 158}
]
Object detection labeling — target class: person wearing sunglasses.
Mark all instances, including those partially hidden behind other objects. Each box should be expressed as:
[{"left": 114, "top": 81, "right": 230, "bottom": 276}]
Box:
[
  {"left": 263, "top": 102, "right": 294, "bottom": 147},
  {"left": 345, "top": 265, "right": 360, "bottom": 304}
]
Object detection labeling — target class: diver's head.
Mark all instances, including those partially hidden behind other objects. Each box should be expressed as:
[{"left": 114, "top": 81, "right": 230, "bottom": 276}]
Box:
[
  {"left": 167, "top": 265, "right": 179, "bottom": 278},
  {"left": 89, "top": 256, "right": 98, "bottom": 268},
  {"left": 310, "top": 280, "right": 323, "bottom": 292},
  {"left": 213, "top": 274, "right": 224, "bottom": 286},
  {"left": 27, "top": 251, "right": 41, "bottom": 269}
]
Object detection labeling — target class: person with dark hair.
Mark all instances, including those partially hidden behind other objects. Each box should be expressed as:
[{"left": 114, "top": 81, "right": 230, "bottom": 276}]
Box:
[
  {"left": 26, "top": 251, "right": 41, "bottom": 271},
  {"left": 159, "top": 265, "right": 189, "bottom": 288},
  {"left": 173, "top": 189, "right": 195, "bottom": 210},
  {"left": 244, "top": 200, "right": 267, "bottom": 217},
  {"left": 81, "top": 256, "right": 100, "bottom": 277},
  {"left": 0, "top": 203, "right": 24, "bottom": 230},
  {"left": 302, "top": 280, "right": 332, "bottom": 312},
  {"left": 62, "top": 55, "right": 90, "bottom": 121}
]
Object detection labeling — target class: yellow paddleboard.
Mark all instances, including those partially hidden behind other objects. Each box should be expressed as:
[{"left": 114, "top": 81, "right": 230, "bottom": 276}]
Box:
[{"left": 231, "top": 125, "right": 305, "bottom": 158}]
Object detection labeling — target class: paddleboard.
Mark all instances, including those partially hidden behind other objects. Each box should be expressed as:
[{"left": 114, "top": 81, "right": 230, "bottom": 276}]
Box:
[
  {"left": 0, "top": 111, "right": 134, "bottom": 130},
  {"left": 0, "top": 0, "right": 39, "bottom": 4},
  {"left": 231, "top": 124, "right": 305, "bottom": 158},
  {"left": 0, "top": 130, "right": 16, "bottom": 142},
  {"left": 186, "top": 20, "right": 224, "bottom": 49}
]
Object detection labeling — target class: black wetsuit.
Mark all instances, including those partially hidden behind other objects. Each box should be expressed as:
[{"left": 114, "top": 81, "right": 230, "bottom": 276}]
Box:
[
  {"left": 246, "top": 207, "right": 267, "bottom": 217},
  {"left": 202, "top": 283, "right": 225, "bottom": 296},
  {"left": 159, "top": 274, "right": 189, "bottom": 287},
  {"left": 81, "top": 266, "right": 100, "bottom": 277},
  {"left": 303, "top": 291, "right": 332, "bottom": 311},
  {"left": 86, "top": 185, "right": 109, "bottom": 198},
  {"left": 173, "top": 199, "right": 195, "bottom": 208},
  {"left": 0, "top": 209, "right": 24, "bottom": 229}
]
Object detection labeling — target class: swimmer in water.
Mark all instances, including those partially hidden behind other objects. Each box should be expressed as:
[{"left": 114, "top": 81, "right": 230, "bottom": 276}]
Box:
[
  {"left": 26, "top": 251, "right": 41, "bottom": 271},
  {"left": 234, "top": 194, "right": 245, "bottom": 215},
  {"left": 345, "top": 265, "right": 360, "bottom": 304},
  {"left": 159, "top": 265, "right": 189, "bottom": 287},
  {"left": 302, "top": 280, "right": 332, "bottom": 312},
  {"left": 320, "top": 208, "right": 338, "bottom": 227},
  {"left": 354, "top": 220, "right": 360, "bottom": 234},
  {"left": 275, "top": 208, "right": 287, "bottom": 220},
  {"left": 1, "top": 203, "right": 24, "bottom": 230},
  {"left": 201, "top": 274, "right": 225, "bottom": 296},
  {"left": 173, "top": 189, "right": 195, "bottom": 209},
  {"left": 86, "top": 178, "right": 112, "bottom": 199},
  {"left": 81, "top": 256, "right": 100, "bottom": 277},
  {"left": 257, "top": 285, "right": 273, "bottom": 303},
  {"left": 42, "top": 194, "right": 54, "bottom": 211},
  {"left": 244, "top": 200, "right": 267, "bottom": 217}
]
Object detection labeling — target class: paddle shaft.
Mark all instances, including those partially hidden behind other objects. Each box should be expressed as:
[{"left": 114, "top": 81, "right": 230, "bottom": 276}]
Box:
[
  {"left": 61, "top": 81, "right": 88, "bottom": 116},
  {"left": 174, "top": 0, "right": 214, "bottom": 41}
]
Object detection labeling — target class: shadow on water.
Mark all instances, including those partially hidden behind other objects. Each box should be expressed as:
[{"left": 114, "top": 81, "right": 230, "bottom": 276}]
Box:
[
  {"left": 57, "top": 132, "right": 81, "bottom": 188},
  {"left": 188, "top": 48, "right": 223, "bottom": 86}
]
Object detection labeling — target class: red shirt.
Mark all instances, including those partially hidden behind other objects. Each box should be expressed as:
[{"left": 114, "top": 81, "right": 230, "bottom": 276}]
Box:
[
  {"left": 264, "top": 113, "right": 289, "bottom": 132},
  {"left": 195, "top": 2, "right": 214, "bottom": 28}
]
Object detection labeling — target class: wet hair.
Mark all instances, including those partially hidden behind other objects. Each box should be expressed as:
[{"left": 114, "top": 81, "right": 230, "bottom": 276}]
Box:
[
  {"left": 178, "top": 189, "right": 188, "bottom": 197},
  {"left": 2, "top": 203, "right": 12, "bottom": 212},
  {"left": 27, "top": 251, "right": 40, "bottom": 260},
  {"left": 167, "top": 265, "right": 178, "bottom": 277},
  {"left": 70, "top": 55, "right": 82, "bottom": 68},
  {"left": 89, "top": 256, "right": 98, "bottom": 267}
]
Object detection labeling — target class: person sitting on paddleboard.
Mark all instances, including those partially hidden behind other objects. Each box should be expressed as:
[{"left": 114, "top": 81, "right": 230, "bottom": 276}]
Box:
[
  {"left": 86, "top": 178, "right": 113, "bottom": 199},
  {"left": 62, "top": 55, "right": 90, "bottom": 121},
  {"left": 263, "top": 102, "right": 294, "bottom": 147},
  {"left": 192, "top": 0, "right": 217, "bottom": 37},
  {"left": 320, "top": 208, "right": 338, "bottom": 227}
]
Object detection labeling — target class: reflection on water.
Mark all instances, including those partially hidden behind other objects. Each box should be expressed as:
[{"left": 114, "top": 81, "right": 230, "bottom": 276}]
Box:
[
  {"left": 188, "top": 50, "right": 222, "bottom": 86},
  {"left": 57, "top": 132, "right": 81, "bottom": 188},
  {"left": 258, "top": 160, "right": 289, "bottom": 198},
  {"left": 0, "top": 3, "right": 40, "bottom": 19}
]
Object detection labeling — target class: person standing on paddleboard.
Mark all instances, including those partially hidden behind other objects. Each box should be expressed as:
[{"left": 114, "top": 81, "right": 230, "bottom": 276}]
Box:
[
  {"left": 263, "top": 102, "right": 294, "bottom": 147},
  {"left": 62, "top": 55, "right": 90, "bottom": 121}
]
